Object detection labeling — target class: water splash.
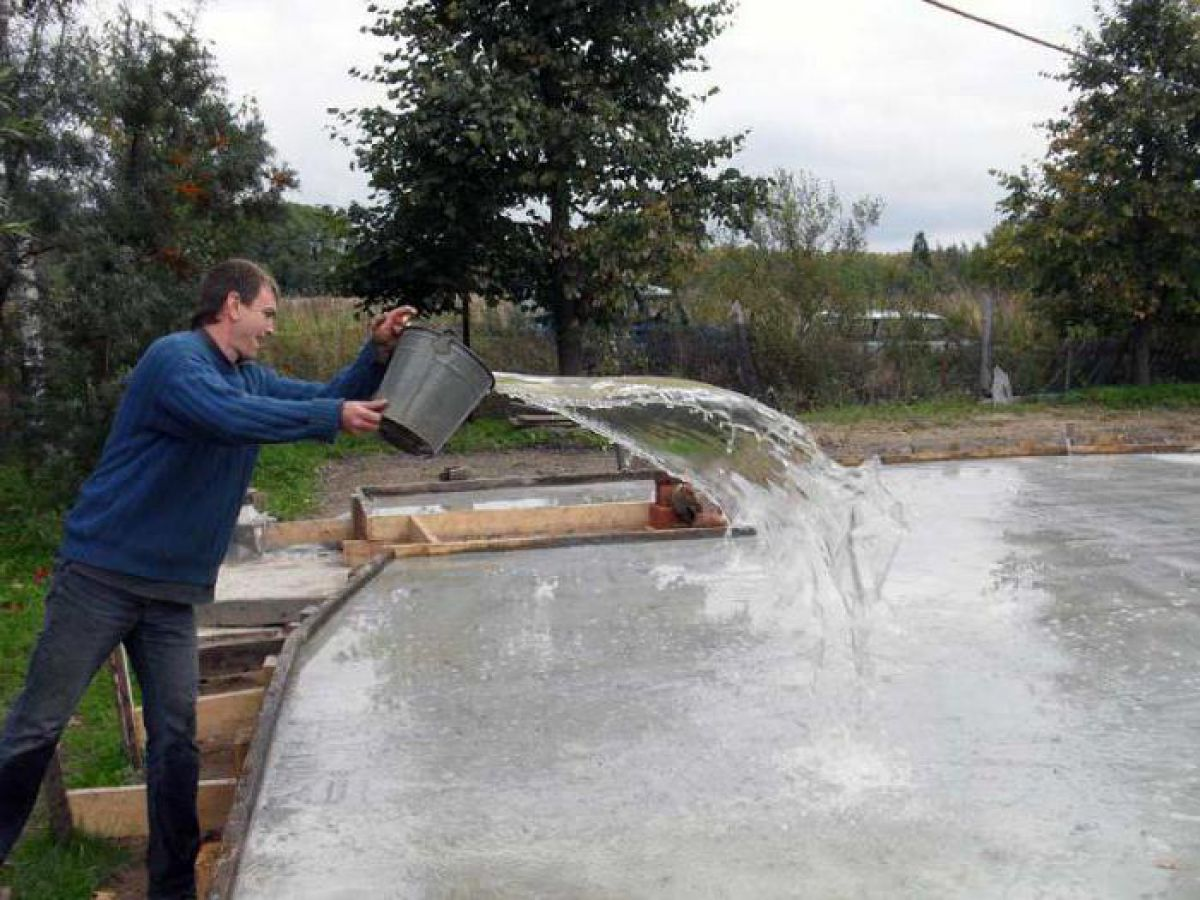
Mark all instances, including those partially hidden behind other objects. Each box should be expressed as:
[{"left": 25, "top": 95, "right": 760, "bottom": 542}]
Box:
[{"left": 496, "top": 373, "right": 905, "bottom": 670}]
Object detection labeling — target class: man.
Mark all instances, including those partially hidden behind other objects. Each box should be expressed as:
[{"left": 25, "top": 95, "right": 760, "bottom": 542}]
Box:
[{"left": 0, "top": 259, "right": 415, "bottom": 899}]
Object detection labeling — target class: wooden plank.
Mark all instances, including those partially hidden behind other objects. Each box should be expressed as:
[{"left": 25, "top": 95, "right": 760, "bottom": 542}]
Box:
[
  {"left": 408, "top": 516, "right": 439, "bottom": 544},
  {"left": 342, "top": 540, "right": 381, "bottom": 569},
  {"left": 196, "top": 597, "right": 324, "bottom": 628},
  {"left": 40, "top": 749, "right": 72, "bottom": 843},
  {"left": 106, "top": 647, "right": 141, "bottom": 769},
  {"left": 421, "top": 500, "right": 650, "bottom": 542},
  {"left": 509, "top": 413, "right": 577, "bottom": 429},
  {"left": 347, "top": 502, "right": 652, "bottom": 559},
  {"left": 198, "top": 635, "right": 285, "bottom": 679},
  {"left": 68, "top": 778, "right": 237, "bottom": 839},
  {"left": 388, "top": 524, "right": 744, "bottom": 558},
  {"left": 133, "top": 688, "right": 265, "bottom": 750},
  {"left": 260, "top": 517, "right": 354, "bottom": 550},
  {"left": 351, "top": 492, "right": 369, "bottom": 541},
  {"left": 364, "top": 513, "right": 413, "bottom": 543}
]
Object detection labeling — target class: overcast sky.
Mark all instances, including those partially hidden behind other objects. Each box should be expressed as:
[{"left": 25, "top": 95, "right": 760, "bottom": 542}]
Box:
[{"left": 102, "top": 0, "right": 1101, "bottom": 252}]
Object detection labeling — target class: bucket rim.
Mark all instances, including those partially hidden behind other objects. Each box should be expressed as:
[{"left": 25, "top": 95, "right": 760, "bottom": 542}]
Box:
[{"left": 396, "top": 324, "right": 496, "bottom": 390}]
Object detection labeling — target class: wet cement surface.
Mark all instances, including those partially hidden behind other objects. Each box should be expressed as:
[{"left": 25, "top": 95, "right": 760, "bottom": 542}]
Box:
[
  {"left": 233, "top": 455, "right": 1200, "bottom": 898},
  {"left": 369, "top": 478, "right": 654, "bottom": 517}
]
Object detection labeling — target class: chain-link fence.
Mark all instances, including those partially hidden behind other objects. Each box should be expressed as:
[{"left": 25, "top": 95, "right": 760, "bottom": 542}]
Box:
[{"left": 469, "top": 320, "right": 1200, "bottom": 409}]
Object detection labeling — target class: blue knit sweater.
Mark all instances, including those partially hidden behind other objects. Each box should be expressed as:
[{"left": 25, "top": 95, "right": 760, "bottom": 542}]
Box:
[{"left": 61, "top": 329, "right": 387, "bottom": 588}]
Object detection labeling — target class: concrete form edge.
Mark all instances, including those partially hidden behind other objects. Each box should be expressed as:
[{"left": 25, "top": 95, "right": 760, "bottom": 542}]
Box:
[{"left": 206, "top": 551, "right": 394, "bottom": 900}]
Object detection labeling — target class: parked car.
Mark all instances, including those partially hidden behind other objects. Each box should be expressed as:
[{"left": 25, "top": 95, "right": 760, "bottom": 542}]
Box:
[{"left": 818, "top": 309, "right": 954, "bottom": 352}]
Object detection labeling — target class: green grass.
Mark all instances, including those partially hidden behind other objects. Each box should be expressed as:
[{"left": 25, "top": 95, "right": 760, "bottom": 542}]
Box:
[
  {"left": 1043, "top": 382, "right": 1200, "bottom": 409},
  {"left": 2, "top": 831, "right": 130, "bottom": 900},
  {"left": 0, "top": 461, "right": 132, "bottom": 897},
  {"left": 802, "top": 383, "right": 1200, "bottom": 427}
]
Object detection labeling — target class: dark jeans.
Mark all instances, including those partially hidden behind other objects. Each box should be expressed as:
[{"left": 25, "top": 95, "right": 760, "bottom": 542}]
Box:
[{"left": 0, "top": 561, "right": 199, "bottom": 900}]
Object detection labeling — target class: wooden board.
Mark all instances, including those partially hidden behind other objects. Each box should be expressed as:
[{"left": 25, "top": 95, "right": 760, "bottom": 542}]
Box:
[
  {"left": 196, "top": 597, "right": 325, "bottom": 628},
  {"left": 68, "top": 778, "right": 237, "bottom": 839},
  {"left": 198, "top": 635, "right": 286, "bottom": 679},
  {"left": 260, "top": 517, "right": 353, "bottom": 550},
  {"left": 133, "top": 688, "right": 265, "bottom": 750},
  {"left": 365, "top": 500, "right": 650, "bottom": 544}
]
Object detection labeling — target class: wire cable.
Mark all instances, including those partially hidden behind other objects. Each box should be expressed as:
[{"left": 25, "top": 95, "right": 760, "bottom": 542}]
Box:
[
  {"left": 917, "top": 0, "right": 1199, "bottom": 93},
  {"left": 918, "top": 0, "right": 1087, "bottom": 60}
]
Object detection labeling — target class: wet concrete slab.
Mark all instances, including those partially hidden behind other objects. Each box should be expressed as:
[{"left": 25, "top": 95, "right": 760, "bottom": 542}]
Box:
[{"left": 232, "top": 454, "right": 1200, "bottom": 898}]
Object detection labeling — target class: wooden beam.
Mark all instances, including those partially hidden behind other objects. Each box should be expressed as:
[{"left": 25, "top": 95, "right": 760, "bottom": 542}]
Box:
[
  {"left": 106, "top": 647, "right": 141, "bottom": 770},
  {"left": 260, "top": 517, "right": 353, "bottom": 550},
  {"left": 196, "top": 597, "right": 324, "bottom": 628},
  {"left": 68, "top": 778, "right": 237, "bottom": 838},
  {"left": 408, "top": 516, "right": 439, "bottom": 544},
  {"left": 40, "top": 749, "right": 72, "bottom": 843},
  {"left": 351, "top": 492, "right": 369, "bottom": 541},
  {"left": 198, "top": 635, "right": 285, "bottom": 679},
  {"left": 387, "top": 523, "right": 740, "bottom": 558},
  {"left": 364, "top": 513, "right": 414, "bottom": 543},
  {"left": 422, "top": 500, "right": 650, "bottom": 541},
  {"left": 342, "top": 540, "right": 382, "bottom": 569},
  {"left": 133, "top": 688, "right": 265, "bottom": 750}
]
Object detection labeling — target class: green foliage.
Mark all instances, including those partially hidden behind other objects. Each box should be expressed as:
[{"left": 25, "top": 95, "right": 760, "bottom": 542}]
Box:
[
  {"left": 1044, "top": 382, "right": 1200, "bottom": 409},
  {"left": 750, "top": 169, "right": 883, "bottom": 259},
  {"left": 341, "top": 0, "right": 764, "bottom": 374},
  {"left": 997, "top": 0, "right": 1200, "bottom": 383},
  {"left": 804, "top": 383, "right": 1200, "bottom": 426},
  {"left": 242, "top": 203, "right": 349, "bottom": 295},
  {"left": 3, "top": 7, "right": 295, "bottom": 470},
  {"left": 1, "top": 829, "right": 129, "bottom": 900},
  {"left": 910, "top": 231, "right": 932, "bottom": 270}
]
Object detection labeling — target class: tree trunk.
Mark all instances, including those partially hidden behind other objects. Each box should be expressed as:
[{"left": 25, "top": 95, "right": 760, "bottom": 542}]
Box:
[
  {"left": 460, "top": 294, "right": 471, "bottom": 348},
  {"left": 1131, "top": 319, "right": 1151, "bottom": 386},
  {"left": 548, "top": 181, "right": 582, "bottom": 375},
  {"left": 978, "top": 293, "right": 994, "bottom": 395},
  {"left": 14, "top": 242, "right": 46, "bottom": 420}
]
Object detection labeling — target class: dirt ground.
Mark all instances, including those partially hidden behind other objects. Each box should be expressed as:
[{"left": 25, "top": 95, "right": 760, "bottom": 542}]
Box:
[{"left": 313, "top": 407, "right": 1200, "bottom": 515}]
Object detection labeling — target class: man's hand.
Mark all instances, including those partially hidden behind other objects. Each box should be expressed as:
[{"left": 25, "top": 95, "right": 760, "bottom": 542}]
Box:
[
  {"left": 341, "top": 398, "right": 389, "bottom": 435},
  {"left": 370, "top": 306, "right": 418, "bottom": 360}
]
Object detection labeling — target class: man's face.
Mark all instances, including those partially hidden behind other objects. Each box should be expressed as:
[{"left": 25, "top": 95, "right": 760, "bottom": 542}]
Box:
[{"left": 230, "top": 284, "right": 278, "bottom": 361}]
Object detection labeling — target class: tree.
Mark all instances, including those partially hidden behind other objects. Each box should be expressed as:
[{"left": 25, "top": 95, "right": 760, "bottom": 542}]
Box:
[
  {"left": 909, "top": 231, "right": 931, "bottom": 270},
  {"left": 341, "top": 0, "right": 762, "bottom": 373},
  {"left": 0, "top": 0, "right": 98, "bottom": 434},
  {"left": 997, "top": 0, "right": 1200, "bottom": 385},
  {"left": 243, "top": 202, "right": 349, "bottom": 295},
  {"left": 3, "top": 8, "right": 294, "bottom": 469},
  {"left": 750, "top": 168, "right": 883, "bottom": 258}
]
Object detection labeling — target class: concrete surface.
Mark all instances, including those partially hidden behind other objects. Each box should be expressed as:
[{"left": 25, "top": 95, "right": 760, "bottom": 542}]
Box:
[{"left": 232, "top": 455, "right": 1200, "bottom": 899}]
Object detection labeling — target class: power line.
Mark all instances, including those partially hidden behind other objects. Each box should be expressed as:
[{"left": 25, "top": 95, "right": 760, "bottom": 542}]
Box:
[
  {"left": 917, "top": 0, "right": 1199, "bottom": 94},
  {"left": 917, "top": 0, "right": 1087, "bottom": 61}
]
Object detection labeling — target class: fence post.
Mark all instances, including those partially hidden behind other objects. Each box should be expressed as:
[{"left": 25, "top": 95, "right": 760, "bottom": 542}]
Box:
[
  {"left": 979, "top": 293, "right": 994, "bottom": 396},
  {"left": 730, "top": 300, "right": 761, "bottom": 396}
]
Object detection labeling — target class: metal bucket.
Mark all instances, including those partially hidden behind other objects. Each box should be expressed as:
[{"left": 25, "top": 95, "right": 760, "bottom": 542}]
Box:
[{"left": 375, "top": 325, "right": 495, "bottom": 455}]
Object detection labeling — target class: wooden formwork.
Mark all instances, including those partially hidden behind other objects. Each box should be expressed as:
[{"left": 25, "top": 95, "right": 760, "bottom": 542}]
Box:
[
  {"left": 204, "top": 471, "right": 742, "bottom": 898},
  {"left": 42, "top": 469, "right": 736, "bottom": 897}
]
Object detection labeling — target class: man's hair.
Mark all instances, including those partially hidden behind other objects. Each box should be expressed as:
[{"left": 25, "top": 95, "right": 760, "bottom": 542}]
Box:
[{"left": 191, "top": 259, "right": 280, "bottom": 328}]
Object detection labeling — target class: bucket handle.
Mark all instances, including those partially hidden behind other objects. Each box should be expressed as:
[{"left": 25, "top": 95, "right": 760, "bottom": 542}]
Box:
[{"left": 435, "top": 330, "right": 458, "bottom": 356}]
